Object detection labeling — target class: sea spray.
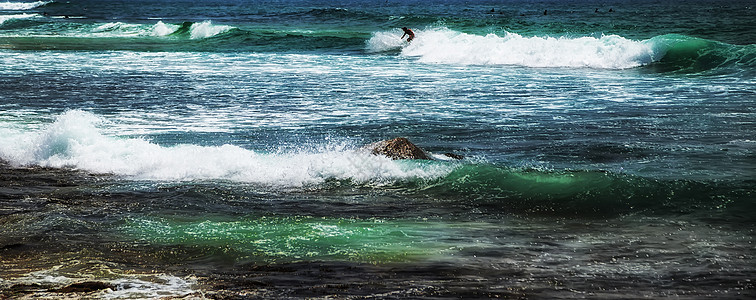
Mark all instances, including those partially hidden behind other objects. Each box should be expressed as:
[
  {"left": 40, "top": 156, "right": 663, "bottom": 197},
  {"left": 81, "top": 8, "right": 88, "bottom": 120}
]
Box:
[
  {"left": 151, "top": 21, "right": 179, "bottom": 36},
  {"left": 367, "top": 28, "right": 662, "bottom": 69},
  {"left": 0, "top": 110, "right": 454, "bottom": 186},
  {"left": 365, "top": 29, "right": 405, "bottom": 52},
  {"left": 189, "top": 20, "right": 233, "bottom": 39},
  {"left": 647, "top": 34, "right": 756, "bottom": 73}
]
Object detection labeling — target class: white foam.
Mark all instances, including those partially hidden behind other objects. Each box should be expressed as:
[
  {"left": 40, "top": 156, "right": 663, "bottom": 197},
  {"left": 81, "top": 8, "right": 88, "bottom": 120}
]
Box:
[
  {"left": 91, "top": 21, "right": 179, "bottom": 37},
  {"left": 189, "top": 20, "right": 233, "bottom": 39},
  {"left": 91, "top": 22, "right": 145, "bottom": 36},
  {"left": 0, "top": 13, "right": 38, "bottom": 25},
  {"left": 151, "top": 20, "right": 178, "bottom": 36},
  {"left": 7, "top": 267, "right": 196, "bottom": 299},
  {"left": 105, "top": 275, "right": 197, "bottom": 299},
  {"left": 0, "top": 1, "right": 51, "bottom": 10},
  {"left": 0, "top": 110, "right": 453, "bottom": 187},
  {"left": 366, "top": 27, "right": 664, "bottom": 69},
  {"left": 92, "top": 22, "right": 124, "bottom": 32},
  {"left": 365, "top": 30, "right": 406, "bottom": 52}
]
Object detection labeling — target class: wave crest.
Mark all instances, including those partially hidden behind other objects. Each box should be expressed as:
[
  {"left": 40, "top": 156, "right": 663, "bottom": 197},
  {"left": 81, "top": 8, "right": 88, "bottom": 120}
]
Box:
[
  {"left": 0, "top": 13, "right": 39, "bottom": 26},
  {"left": 367, "top": 28, "right": 662, "bottom": 69},
  {"left": 188, "top": 20, "right": 233, "bottom": 39},
  {"left": 0, "top": 1, "right": 53, "bottom": 10},
  {"left": 151, "top": 21, "right": 179, "bottom": 36},
  {"left": 0, "top": 110, "right": 453, "bottom": 187},
  {"left": 367, "top": 28, "right": 756, "bottom": 73}
]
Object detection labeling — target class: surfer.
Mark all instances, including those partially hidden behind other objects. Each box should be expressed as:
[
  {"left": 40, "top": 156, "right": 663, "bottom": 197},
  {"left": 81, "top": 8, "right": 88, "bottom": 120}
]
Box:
[{"left": 401, "top": 27, "right": 415, "bottom": 43}]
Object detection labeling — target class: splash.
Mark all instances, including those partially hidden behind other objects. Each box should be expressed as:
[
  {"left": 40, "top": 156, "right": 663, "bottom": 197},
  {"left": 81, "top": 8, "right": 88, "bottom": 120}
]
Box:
[
  {"left": 188, "top": 20, "right": 233, "bottom": 39},
  {"left": 367, "top": 28, "right": 663, "bottom": 69},
  {"left": 367, "top": 28, "right": 756, "bottom": 73},
  {"left": 151, "top": 21, "right": 179, "bottom": 36},
  {"left": 0, "top": 110, "right": 453, "bottom": 187},
  {"left": 365, "top": 30, "right": 405, "bottom": 52}
]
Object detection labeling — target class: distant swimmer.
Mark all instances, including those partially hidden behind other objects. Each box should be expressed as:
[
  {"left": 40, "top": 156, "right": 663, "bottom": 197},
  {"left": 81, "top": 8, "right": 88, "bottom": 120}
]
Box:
[{"left": 401, "top": 27, "right": 415, "bottom": 42}]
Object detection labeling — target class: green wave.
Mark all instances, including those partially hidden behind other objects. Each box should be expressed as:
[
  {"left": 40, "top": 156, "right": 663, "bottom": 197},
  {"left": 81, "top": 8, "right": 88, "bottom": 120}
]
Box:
[
  {"left": 415, "top": 164, "right": 754, "bottom": 218},
  {"left": 0, "top": 19, "right": 369, "bottom": 52},
  {"left": 1, "top": 16, "right": 753, "bottom": 73},
  {"left": 648, "top": 34, "right": 756, "bottom": 74}
]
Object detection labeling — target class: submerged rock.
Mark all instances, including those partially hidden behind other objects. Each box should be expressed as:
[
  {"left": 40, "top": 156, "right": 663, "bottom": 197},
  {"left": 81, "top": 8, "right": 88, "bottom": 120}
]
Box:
[
  {"left": 55, "top": 281, "right": 114, "bottom": 293},
  {"left": 366, "top": 137, "right": 432, "bottom": 160},
  {"left": 364, "top": 137, "right": 463, "bottom": 160}
]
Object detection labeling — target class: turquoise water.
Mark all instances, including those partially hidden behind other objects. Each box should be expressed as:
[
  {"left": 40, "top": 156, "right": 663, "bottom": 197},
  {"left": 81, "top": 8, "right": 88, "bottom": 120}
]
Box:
[{"left": 1, "top": 0, "right": 754, "bottom": 298}]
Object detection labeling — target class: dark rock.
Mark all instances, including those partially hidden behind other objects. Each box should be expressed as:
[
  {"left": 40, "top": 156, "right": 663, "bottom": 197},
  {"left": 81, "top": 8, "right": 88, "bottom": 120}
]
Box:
[
  {"left": 365, "top": 137, "right": 432, "bottom": 160},
  {"left": 0, "top": 243, "right": 25, "bottom": 250},
  {"left": 364, "top": 138, "right": 464, "bottom": 160},
  {"left": 55, "top": 281, "right": 114, "bottom": 293}
]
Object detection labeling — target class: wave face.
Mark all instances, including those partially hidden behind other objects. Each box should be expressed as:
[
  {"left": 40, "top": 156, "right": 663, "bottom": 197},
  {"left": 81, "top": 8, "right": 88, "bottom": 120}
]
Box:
[
  {"left": 647, "top": 34, "right": 756, "bottom": 74},
  {"left": 1, "top": 16, "right": 752, "bottom": 74}
]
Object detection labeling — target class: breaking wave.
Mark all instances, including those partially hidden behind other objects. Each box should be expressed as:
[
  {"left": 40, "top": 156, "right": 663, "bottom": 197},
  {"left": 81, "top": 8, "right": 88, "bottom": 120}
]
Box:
[
  {"left": 366, "top": 28, "right": 756, "bottom": 73},
  {"left": 0, "top": 12, "right": 37, "bottom": 26},
  {"left": 0, "top": 110, "right": 452, "bottom": 187},
  {"left": 0, "top": 19, "right": 234, "bottom": 39},
  {"left": 367, "top": 27, "right": 661, "bottom": 69},
  {"left": 89, "top": 20, "right": 233, "bottom": 39},
  {"left": 0, "top": 1, "right": 53, "bottom": 11},
  {"left": 0, "top": 110, "right": 752, "bottom": 218}
]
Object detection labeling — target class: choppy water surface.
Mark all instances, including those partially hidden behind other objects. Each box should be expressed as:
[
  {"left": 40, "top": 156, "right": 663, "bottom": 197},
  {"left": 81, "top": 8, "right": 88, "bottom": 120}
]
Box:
[{"left": 1, "top": 0, "right": 754, "bottom": 298}]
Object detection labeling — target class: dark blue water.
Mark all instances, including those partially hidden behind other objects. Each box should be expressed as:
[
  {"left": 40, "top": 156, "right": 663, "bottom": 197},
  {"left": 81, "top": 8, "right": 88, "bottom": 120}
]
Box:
[{"left": 1, "top": 0, "right": 754, "bottom": 298}]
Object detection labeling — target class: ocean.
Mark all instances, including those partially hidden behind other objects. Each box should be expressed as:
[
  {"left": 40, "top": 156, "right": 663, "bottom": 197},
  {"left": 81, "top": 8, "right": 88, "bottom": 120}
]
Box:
[{"left": 1, "top": 0, "right": 754, "bottom": 298}]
